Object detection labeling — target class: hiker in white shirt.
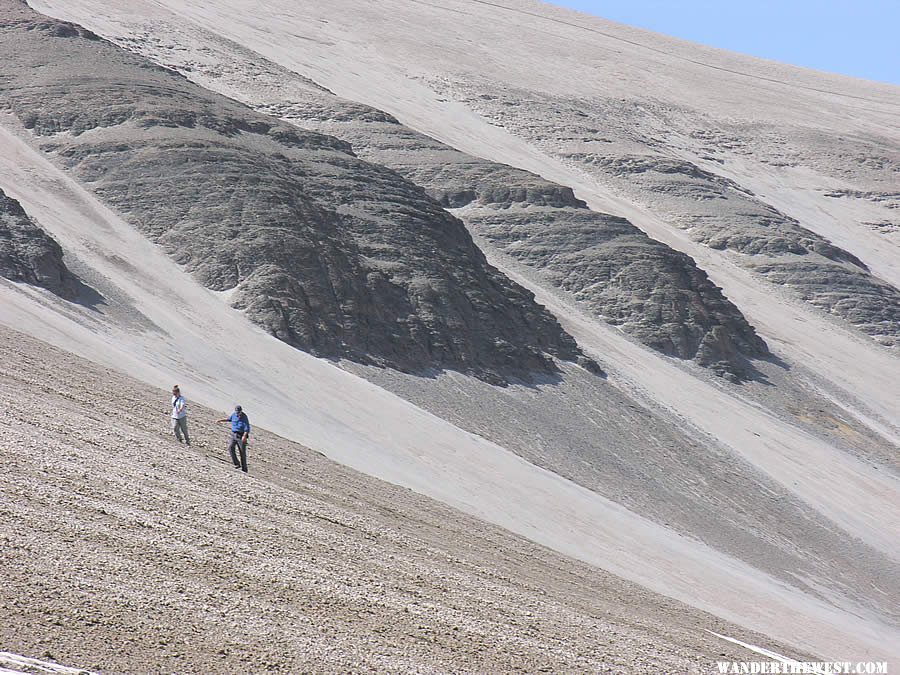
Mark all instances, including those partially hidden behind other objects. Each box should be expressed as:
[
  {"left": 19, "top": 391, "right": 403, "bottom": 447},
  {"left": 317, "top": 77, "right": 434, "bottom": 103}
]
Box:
[{"left": 171, "top": 385, "right": 191, "bottom": 445}]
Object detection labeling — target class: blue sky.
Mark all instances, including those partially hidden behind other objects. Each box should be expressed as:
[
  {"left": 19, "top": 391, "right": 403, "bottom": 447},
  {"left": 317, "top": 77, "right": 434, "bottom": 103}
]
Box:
[{"left": 553, "top": 1, "right": 900, "bottom": 85}]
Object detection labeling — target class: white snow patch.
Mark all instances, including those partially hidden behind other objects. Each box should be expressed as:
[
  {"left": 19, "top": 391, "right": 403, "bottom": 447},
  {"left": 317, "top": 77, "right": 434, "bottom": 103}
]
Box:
[
  {"left": 706, "top": 632, "right": 827, "bottom": 674},
  {"left": 0, "top": 652, "right": 95, "bottom": 675}
]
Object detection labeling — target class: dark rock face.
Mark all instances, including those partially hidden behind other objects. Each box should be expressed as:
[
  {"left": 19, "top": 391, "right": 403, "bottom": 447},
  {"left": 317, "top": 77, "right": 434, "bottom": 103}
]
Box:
[
  {"left": 427, "top": 80, "right": 900, "bottom": 349},
  {"left": 34, "top": 16, "right": 773, "bottom": 377},
  {"left": 0, "top": 2, "right": 585, "bottom": 383},
  {"left": 250, "top": 88, "right": 770, "bottom": 377},
  {"left": 567, "top": 153, "right": 900, "bottom": 347},
  {"left": 748, "top": 259, "right": 900, "bottom": 346},
  {"left": 572, "top": 155, "right": 866, "bottom": 265},
  {"left": 465, "top": 208, "right": 768, "bottom": 373},
  {"left": 0, "top": 188, "right": 79, "bottom": 300}
]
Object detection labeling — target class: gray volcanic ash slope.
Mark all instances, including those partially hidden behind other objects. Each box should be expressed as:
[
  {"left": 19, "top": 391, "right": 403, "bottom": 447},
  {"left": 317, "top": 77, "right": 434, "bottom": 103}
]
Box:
[
  {"left": 5, "top": 0, "right": 900, "bottom": 667},
  {"left": 123, "top": 0, "right": 898, "bottom": 353},
  {"left": 0, "top": 0, "right": 584, "bottom": 384},
  {"left": 97, "top": 18, "right": 771, "bottom": 380},
  {"left": 441, "top": 84, "right": 900, "bottom": 347},
  {"left": 0, "top": 187, "right": 79, "bottom": 300}
]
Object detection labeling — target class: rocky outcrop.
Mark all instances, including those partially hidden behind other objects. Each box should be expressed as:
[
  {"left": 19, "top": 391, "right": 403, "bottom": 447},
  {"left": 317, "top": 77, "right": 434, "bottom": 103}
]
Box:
[
  {"left": 572, "top": 155, "right": 865, "bottom": 264},
  {"left": 748, "top": 259, "right": 900, "bottom": 346},
  {"left": 351, "top": 125, "right": 769, "bottom": 374},
  {"left": 465, "top": 207, "right": 768, "bottom": 374},
  {"left": 0, "top": 188, "right": 79, "bottom": 300},
  {"left": 429, "top": 80, "right": 900, "bottom": 349},
  {"left": 0, "top": 1, "right": 586, "bottom": 384},
  {"left": 105, "top": 23, "right": 770, "bottom": 378},
  {"left": 568, "top": 153, "right": 900, "bottom": 347},
  {"left": 276, "top": 113, "right": 769, "bottom": 378}
]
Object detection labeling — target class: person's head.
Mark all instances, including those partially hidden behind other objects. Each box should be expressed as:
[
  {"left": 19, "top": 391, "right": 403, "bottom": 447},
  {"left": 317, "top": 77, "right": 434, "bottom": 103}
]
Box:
[
  {"left": 235, "top": 405, "right": 242, "bottom": 413},
  {"left": 172, "top": 385, "right": 180, "bottom": 396}
]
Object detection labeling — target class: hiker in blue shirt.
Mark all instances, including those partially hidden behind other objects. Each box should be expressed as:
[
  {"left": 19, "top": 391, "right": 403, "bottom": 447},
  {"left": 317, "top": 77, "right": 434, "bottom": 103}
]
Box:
[{"left": 217, "top": 405, "right": 250, "bottom": 473}]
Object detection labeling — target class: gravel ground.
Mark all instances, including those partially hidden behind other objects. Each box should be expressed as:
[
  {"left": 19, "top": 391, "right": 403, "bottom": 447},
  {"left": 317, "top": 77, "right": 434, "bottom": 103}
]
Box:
[{"left": 0, "top": 325, "right": 803, "bottom": 673}]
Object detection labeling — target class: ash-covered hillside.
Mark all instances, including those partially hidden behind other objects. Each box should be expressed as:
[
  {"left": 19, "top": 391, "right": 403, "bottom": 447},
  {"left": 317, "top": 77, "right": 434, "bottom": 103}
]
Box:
[
  {"left": 0, "top": 0, "right": 588, "bottom": 384},
  {"left": 439, "top": 82, "right": 900, "bottom": 348},
  {"left": 4, "top": 0, "right": 900, "bottom": 668},
  {"left": 92, "top": 18, "right": 774, "bottom": 380},
  {"left": 2, "top": 325, "right": 781, "bottom": 673},
  {"left": 116, "top": 0, "right": 896, "bottom": 355}
]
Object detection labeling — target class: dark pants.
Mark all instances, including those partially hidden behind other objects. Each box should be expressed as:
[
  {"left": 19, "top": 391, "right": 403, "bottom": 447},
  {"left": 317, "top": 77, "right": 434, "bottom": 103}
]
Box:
[
  {"left": 172, "top": 417, "right": 190, "bottom": 445},
  {"left": 227, "top": 432, "right": 248, "bottom": 472}
]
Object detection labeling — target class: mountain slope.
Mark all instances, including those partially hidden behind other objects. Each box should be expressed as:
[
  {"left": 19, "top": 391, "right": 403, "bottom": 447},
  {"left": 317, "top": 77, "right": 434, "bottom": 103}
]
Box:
[
  {"left": 100, "top": 0, "right": 898, "bottom": 353},
  {"left": 3, "top": 98, "right": 896, "bottom": 662},
  {"left": 63, "top": 7, "right": 773, "bottom": 380},
  {"left": 3, "top": 0, "right": 899, "bottom": 668},
  {"left": 441, "top": 82, "right": 900, "bottom": 347},
  {"left": 0, "top": 0, "right": 585, "bottom": 384},
  {"left": 3, "top": 325, "right": 787, "bottom": 673}
]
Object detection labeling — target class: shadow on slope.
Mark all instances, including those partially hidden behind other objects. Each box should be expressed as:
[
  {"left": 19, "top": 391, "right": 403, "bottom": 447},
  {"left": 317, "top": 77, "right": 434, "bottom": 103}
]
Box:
[{"left": 348, "top": 359, "right": 899, "bottom": 628}]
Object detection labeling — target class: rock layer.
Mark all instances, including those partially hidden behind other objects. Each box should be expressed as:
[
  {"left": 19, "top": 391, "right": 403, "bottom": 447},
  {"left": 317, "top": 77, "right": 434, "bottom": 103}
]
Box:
[
  {"left": 0, "top": 187, "right": 78, "bottom": 299},
  {"left": 570, "top": 152, "right": 900, "bottom": 347},
  {"left": 0, "top": 2, "right": 584, "bottom": 384},
  {"left": 430, "top": 80, "right": 900, "bottom": 348},
  {"left": 100, "top": 21, "right": 770, "bottom": 378}
]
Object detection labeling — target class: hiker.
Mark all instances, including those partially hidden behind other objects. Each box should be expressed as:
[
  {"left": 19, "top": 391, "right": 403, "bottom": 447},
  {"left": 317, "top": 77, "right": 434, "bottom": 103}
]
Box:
[
  {"left": 171, "top": 385, "right": 190, "bottom": 446},
  {"left": 218, "top": 405, "right": 250, "bottom": 473}
]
